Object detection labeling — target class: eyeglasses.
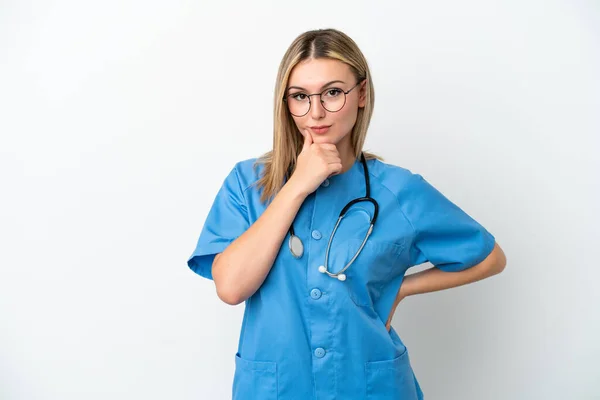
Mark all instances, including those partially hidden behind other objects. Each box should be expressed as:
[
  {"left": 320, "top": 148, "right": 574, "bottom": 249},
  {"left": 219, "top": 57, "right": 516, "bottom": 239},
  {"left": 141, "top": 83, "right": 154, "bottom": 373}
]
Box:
[{"left": 283, "top": 80, "right": 364, "bottom": 117}]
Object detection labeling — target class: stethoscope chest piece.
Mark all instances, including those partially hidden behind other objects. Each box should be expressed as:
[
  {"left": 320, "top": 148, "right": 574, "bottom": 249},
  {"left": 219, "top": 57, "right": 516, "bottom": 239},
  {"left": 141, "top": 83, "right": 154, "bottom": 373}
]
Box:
[{"left": 289, "top": 234, "right": 304, "bottom": 258}]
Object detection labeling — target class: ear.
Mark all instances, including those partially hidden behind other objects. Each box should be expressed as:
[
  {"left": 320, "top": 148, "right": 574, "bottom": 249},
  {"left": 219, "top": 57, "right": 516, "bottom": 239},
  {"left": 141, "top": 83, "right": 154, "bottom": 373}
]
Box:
[{"left": 358, "top": 78, "right": 368, "bottom": 108}]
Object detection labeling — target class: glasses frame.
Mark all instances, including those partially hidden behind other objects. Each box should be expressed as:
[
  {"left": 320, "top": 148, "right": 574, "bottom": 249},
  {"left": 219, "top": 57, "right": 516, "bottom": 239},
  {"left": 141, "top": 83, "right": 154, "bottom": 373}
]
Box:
[{"left": 283, "top": 79, "right": 365, "bottom": 117}]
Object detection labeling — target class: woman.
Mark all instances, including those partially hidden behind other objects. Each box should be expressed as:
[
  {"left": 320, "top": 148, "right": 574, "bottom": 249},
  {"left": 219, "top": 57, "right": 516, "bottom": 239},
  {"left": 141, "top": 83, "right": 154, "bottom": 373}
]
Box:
[{"left": 187, "top": 28, "right": 506, "bottom": 400}]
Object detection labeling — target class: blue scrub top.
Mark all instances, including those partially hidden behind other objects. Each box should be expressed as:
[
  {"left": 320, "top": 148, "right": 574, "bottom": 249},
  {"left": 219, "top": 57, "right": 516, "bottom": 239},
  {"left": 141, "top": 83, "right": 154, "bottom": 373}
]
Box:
[{"left": 187, "top": 156, "right": 496, "bottom": 400}]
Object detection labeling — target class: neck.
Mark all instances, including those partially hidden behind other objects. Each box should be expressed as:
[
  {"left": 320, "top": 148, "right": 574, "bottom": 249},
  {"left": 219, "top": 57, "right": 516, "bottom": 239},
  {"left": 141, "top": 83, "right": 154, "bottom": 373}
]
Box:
[{"left": 336, "top": 136, "right": 357, "bottom": 174}]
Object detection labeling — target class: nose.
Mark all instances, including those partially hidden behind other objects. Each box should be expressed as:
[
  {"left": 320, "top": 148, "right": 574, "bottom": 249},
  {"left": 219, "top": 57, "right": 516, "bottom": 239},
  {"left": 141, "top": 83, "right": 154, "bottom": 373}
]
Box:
[{"left": 309, "top": 95, "right": 326, "bottom": 120}]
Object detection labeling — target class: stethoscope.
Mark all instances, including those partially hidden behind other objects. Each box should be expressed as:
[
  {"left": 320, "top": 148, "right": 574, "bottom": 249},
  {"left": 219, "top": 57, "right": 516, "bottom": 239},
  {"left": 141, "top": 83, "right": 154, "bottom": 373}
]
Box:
[{"left": 287, "top": 152, "right": 379, "bottom": 281}]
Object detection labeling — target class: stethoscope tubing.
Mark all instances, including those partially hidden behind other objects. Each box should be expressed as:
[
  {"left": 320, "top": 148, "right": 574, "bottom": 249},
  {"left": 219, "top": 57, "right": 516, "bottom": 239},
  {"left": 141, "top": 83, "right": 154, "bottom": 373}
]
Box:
[{"left": 287, "top": 152, "right": 378, "bottom": 281}]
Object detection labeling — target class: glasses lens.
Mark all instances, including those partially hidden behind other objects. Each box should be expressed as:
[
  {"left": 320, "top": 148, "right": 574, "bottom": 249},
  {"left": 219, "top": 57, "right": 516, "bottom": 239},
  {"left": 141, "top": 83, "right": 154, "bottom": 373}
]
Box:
[
  {"left": 321, "top": 88, "right": 346, "bottom": 112},
  {"left": 287, "top": 94, "right": 310, "bottom": 116}
]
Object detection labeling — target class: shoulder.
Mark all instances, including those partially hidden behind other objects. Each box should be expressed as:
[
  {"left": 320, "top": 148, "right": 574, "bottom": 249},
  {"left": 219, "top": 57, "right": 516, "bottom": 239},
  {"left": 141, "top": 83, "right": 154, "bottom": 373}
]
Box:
[
  {"left": 366, "top": 158, "right": 423, "bottom": 198},
  {"left": 230, "top": 157, "right": 263, "bottom": 193}
]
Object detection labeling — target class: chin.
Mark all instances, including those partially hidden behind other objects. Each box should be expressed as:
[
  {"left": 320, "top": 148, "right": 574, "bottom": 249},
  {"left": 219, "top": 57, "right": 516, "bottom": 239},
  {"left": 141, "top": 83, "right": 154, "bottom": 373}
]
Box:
[{"left": 313, "top": 134, "right": 341, "bottom": 144}]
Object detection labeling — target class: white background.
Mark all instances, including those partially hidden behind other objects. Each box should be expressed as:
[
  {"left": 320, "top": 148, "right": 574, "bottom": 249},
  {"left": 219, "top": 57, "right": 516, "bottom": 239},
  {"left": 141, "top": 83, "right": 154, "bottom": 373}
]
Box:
[{"left": 1, "top": 1, "right": 598, "bottom": 399}]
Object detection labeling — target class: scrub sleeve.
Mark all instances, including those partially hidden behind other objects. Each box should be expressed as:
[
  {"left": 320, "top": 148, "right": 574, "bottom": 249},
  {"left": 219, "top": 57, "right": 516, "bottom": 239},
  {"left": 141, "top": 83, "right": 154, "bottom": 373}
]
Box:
[
  {"left": 402, "top": 173, "right": 496, "bottom": 271},
  {"left": 187, "top": 165, "right": 249, "bottom": 280}
]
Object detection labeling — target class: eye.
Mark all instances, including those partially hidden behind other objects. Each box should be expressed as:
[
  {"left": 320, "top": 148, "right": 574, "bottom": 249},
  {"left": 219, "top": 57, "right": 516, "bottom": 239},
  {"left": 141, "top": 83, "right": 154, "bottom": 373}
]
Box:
[
  {"left": 323, "top": 88, "right": 343, "bottom": 98},
  {"left": 290, "top": 93, "right": 308, "bottom": 101}
]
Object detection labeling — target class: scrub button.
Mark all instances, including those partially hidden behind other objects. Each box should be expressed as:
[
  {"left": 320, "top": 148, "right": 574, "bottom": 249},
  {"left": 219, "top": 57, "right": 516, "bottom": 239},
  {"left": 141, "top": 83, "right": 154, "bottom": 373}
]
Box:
[
  {"left": 311, "top": 230, "right": 322, "bottom": 240},
  {"left": 314, "top": 348, "right": 326, "bottom": 358},
  {"left": 310, "top": 288, "right": 322, "bottom": 299},
  {"left": 321, "top": 179, "right": 330, "bottom": 187}
]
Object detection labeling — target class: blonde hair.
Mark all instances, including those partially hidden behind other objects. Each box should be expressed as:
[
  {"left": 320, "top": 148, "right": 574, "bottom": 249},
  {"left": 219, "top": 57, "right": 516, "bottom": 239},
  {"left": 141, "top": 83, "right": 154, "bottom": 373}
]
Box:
[{"left": 253, "top": 28, "right": 383, "bottom": 204}]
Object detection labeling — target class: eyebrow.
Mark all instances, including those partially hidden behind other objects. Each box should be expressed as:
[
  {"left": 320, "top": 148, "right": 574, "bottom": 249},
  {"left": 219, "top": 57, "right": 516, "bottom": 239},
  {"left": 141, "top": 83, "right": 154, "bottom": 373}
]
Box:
[{"left": 287, "top": 80, "right": 346, "bottom": 92}]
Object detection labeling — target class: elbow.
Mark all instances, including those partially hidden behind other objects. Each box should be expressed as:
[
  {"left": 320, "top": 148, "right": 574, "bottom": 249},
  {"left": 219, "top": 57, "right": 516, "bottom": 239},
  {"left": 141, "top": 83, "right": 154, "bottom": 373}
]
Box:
[
  {"left": 497, "top": 255, "right": 507, "bottom": 273},
  {"left": 215, "top": 284, "right": 245, "bottom": 306},
  {"left": 491, "top": 260, "right": 506, "bottom": 276},
  {"left": 212, "top": 254, "right": 245, "bottom": 306},
  {"left": 489, "top": 242, "right": 507, "bottom": 275}
]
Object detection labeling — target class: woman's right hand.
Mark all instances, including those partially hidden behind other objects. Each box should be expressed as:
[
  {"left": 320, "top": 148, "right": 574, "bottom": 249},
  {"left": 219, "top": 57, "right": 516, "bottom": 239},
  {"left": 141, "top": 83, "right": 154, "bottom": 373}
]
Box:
[{"left": 288, "top": 129, "right": 343, "bottom": 196}]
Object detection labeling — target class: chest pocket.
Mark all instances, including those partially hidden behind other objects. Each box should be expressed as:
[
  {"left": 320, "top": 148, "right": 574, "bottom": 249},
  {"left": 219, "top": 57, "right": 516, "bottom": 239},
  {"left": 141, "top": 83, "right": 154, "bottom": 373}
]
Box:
[{"left": 338, "top": 237, "right": 405, "bottom": 308}]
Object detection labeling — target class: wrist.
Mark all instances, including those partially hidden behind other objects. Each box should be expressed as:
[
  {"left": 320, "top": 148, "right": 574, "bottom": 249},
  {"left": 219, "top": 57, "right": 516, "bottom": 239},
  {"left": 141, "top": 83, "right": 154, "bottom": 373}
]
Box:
[
  {"left": 284, "top": 177, "right": 310, "bottom": 199},
  {"left": 399, "top": 278, "right": 412, "bottom": 299}
]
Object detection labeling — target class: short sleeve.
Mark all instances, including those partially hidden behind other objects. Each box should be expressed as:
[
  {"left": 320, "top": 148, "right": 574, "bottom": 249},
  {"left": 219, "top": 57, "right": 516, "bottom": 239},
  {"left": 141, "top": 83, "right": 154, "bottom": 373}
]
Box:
[
  {"left": 401, "top": 174, "right": 496, "bottom": 272},
  {"left": 186, "top": 164, "right": 250, "bottom": 280}
]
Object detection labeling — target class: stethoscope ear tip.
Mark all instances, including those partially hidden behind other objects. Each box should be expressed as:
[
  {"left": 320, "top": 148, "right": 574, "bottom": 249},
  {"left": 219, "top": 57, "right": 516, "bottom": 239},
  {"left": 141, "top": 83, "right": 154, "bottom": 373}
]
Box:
[{"left": 318, "top": 265, "right": 346, "bottom": 281}]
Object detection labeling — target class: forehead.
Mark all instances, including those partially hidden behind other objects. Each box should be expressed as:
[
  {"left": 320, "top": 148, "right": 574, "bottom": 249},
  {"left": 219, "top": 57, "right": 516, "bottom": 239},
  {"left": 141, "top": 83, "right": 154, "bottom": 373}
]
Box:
[{"left": 287, "top": 58, "right": 353, "bottom": 89}]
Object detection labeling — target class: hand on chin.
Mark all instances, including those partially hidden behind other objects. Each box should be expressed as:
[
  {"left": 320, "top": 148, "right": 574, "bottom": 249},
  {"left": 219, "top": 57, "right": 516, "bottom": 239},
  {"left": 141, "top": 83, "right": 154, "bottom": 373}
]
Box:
[{"left": 312, "top": 135, "right": 338, "bottom": 145}]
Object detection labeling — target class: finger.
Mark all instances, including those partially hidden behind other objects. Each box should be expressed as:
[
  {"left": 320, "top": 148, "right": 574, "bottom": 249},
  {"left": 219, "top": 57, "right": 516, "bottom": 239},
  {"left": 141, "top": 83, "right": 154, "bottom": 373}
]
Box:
[
  {"left": 301, "top": 129, "right": 313, "bottom": 152},
  {"left": 319, "top": 143, "right": 338, "bottom": 151},
  {"left": 321, "top": 147, "right": 341, "bottom": 157},
  {"left": 327, "top": 162, "right": 343, "bottom": 177}
]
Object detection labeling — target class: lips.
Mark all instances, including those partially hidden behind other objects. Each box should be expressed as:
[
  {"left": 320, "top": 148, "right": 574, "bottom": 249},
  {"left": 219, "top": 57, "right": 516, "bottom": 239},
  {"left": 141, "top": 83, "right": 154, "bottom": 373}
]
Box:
[{"left": 310, "top": 125, "right": 331, "bottom": 134}]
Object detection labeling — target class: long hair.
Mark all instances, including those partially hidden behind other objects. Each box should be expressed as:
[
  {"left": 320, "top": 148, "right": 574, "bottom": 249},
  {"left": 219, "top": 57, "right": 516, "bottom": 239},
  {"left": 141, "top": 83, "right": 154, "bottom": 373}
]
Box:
[{"left": 253, "top": 28, "right": 382, "bottom": 204}]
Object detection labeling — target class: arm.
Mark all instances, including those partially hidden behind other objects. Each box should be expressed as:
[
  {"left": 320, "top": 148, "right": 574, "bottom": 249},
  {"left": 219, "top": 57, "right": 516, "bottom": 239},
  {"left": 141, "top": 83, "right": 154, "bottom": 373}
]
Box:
[
  {"left": 212, "top": 180, "right": 308, "bottom": 305},
  {"left": 385, "top": 242, "right": 506, "bottom": 330},
  {"left": 211, "top": 133, "right": 342, "bottom": 306},
  {"left": 400, "top": 241, "right": 506, "bottom": 298}
]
